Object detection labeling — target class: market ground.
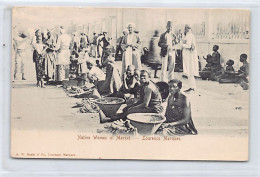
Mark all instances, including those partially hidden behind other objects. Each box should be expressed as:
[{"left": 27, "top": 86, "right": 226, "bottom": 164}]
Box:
[{"left": 10, "top": 61, "right": 249, "bottom": 160}]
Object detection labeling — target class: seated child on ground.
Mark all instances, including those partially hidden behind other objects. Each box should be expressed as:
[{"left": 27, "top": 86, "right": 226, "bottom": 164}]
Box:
[
  {"left": 117, "top": 65, "right": 140, "bottom": 100},
  {"left": 218, "top": 59, "right": 237, "bottom": 83},
  {"left": 225, "top": 59, "right": 235, "bottom": 72}
]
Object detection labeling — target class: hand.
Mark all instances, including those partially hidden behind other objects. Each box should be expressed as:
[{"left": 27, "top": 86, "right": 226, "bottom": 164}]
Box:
[{"left": 161, "top": 123, "right": 170, "bottom": 128}]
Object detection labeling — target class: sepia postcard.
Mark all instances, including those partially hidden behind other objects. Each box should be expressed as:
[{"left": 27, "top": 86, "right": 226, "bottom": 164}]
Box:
[{"left": 11, "top": 7, "right": 250, "bottom": 161}]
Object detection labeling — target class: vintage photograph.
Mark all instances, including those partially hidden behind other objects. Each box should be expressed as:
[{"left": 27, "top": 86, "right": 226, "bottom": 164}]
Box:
[{"left": 11, "top": 7, "right": 249, "bottom": 160}]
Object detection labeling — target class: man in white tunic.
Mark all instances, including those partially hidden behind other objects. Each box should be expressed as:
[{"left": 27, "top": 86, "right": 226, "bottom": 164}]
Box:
[
  {"left": 13, "top": 31, "right": 30, "bottom": 80},
  {"left": 181, "top": 24, "right": 198, "bottom": 92},
  {"left": 56, "top": 26, "right": 71, "bottom": 65},
  {"left": 55, "top": 26, "right": 71, "bottom": 81},
  {"left": 121, "top": 23, "right": 142, "bottom": 77},
  {"left": 158, "top": 21, "right": 178, "bottom": 82}
]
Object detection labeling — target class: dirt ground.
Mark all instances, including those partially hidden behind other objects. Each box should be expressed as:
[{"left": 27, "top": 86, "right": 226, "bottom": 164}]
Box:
[{"left": 10, "top": 62, "right": 249, "bottom": 161}]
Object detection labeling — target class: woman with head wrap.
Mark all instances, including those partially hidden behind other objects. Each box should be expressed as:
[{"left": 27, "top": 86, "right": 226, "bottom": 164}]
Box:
[
  {"left": 34, "top": 35, "right": 47, "bottom": 87},
  {"left": 43, "top": 30, "right": 57, "bottom": 81}
]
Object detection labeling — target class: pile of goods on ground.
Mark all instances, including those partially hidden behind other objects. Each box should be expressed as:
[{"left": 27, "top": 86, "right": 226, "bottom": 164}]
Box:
[
  {"left": 64, "top": 85, "right": 100, "bottom": 98},
  {"left": 74, "top": 98, "right": 100, "bottom": 113},
  {"left": 102, "top": 119, "right": 137, "bottom": 135}
]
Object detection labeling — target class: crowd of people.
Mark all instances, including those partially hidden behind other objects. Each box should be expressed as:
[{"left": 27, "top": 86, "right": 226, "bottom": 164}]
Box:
[{"left": 13, "top": 20, "right": 249, "bottom": 135}]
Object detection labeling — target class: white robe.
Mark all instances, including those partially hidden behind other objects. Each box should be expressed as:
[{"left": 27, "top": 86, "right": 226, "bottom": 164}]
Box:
[
  {"left": 182, "top": 32, "right": 199, "bottom": 77},
  {"left": 182, "top": 32, "right": 198, "bottom": 89},
  {"left": 56, "top": 34, "right": 71, "bottom": 65}
]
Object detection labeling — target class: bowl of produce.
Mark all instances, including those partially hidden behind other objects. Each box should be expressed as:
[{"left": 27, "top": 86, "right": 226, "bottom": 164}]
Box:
[
  {"left": 94, "top": 97, "right": 125, "bottom": 118},
  {"left": 127, "top": 113, "right": 166, "bottom": 134}
]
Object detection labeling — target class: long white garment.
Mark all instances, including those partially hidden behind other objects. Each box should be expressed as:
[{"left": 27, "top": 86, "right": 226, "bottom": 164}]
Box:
[
  {"left": 121, "top": 33, "right": 141, "bottom": 77},
  {"left": 14, "top": 37, "right": 28, "bottom": 76},
  {"left": 182, "top": 32, "right": 197, "bottom": 89},
  {"left": 124, "top": 34, "right": 133, "bottom": 69},
  {"left": 57, "top": 34, "right": 71, "bottom": 65},
  {"left": 182, "top": 33, "right": 199, "bottom": 77},
  {"left": 161, "top": 33, "right": 176, "bottom": 82}
]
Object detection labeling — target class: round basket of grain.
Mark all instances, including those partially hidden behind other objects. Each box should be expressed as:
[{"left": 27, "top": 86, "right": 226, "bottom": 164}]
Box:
[
  {"left": 94, "top": 97, "right": 125, "bottom": 118},
  {"left": 127, "top": 113, "right": 166, "bottom": 134}
]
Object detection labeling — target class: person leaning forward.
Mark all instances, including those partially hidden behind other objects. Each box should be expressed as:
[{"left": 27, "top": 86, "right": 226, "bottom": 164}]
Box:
[{"left": 158, "top": 21, "right": 178, "bottom": 82}]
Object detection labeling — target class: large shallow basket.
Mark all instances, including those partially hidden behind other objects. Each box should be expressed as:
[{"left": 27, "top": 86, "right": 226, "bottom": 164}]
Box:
[
  {"left": 127, "top": 113, "right": 166, "bottom": 135},
  {"left": 94, "top": 97, "right": 125, "bottom": 118}
]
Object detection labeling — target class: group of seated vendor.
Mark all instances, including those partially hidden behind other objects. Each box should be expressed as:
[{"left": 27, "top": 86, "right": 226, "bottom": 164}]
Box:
[
  {"left": 122, "top": 74, "right": 198, "bottom": 135},
  {"left": 86, "top": 57, "right": 198, "bottom": 135},
  {"left": 218, "top": 53, "right": 249, "bottom": 90}
]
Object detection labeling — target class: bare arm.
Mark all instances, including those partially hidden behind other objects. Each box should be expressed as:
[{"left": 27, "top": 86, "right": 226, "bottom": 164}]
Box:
[
  {"left": 122, "top": 73, "right": 129, "bottom": 90},
  {"left": 131, "top": 86, "right": 152, "bottom": 109},
  {"left": 170, "top": 97, "right": 191, "bottom": 126}
]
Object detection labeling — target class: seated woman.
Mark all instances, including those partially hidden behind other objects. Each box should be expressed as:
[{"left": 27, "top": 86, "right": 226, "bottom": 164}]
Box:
[
  {"left": 238, "top": 54, "right": 249, "bottom": 82},
  {"left": 117, "top": 65, "right": 140, "bottom": 100},
  {"left": 86, "top": 60, "right": 106, "bottom": 84},
  {"left": 123, "top": 70, "right": 163, "bottom": 118},
  {"left": 97, "top": 57, "right": 122, "bottom": 95},
  {"left": 218, "top": 59, "right": 238, "bottom": 83},
  {"left": 237, "top": 54, "right": 249, "bottom": 90},
  {"left": 160, "top": 79, "right": 197, "bottom": 135}
]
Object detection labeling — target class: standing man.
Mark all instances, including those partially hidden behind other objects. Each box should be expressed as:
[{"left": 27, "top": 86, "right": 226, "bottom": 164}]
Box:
[
  {"left": 79, "top": 33, "right": 89, "bottom": 53},
  {"left": 91, "top": 32, "right": 98, "bottom": 58},
  {"left": 181, "top": 24, "right": 197, "bottom": 92},
  {"left": 55, "top": 26, "right": 71, "bottom": 81},
  {"left": 100, "top": 31, "right": 112, "bottom": 65},
  {"left": 121, "top": 23, "right": 142, "bottom": 77},
  {"left": 13, "top": 31, "right": 30, "bottom": 80},
  {"left": 96, "top": 33, "right": 104, "bottom": 58},
  {"left": 115, "top": 29, "right": 128, "bottom": 61},
  {"left": 158, "top": 21, "right": 178, "bottom": 82}
]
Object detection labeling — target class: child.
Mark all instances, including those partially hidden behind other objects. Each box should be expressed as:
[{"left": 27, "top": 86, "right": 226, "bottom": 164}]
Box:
[
  {"left": 96, "top": 60, "right": 102, "bottom": 69},
  {"left": 199, "top": 54, "right": 212, "bottom": 80},
  {"left": 218, "top": 59, "right": 237, "bottom": 83},
  {"left": 70, "top": 51, "right": 79, "bottom": 75},
  {"left": 226, "top": 59, "right": 235, "bottom": 72},
  {"left": 203, "top": 54, "right": 213, "bottom": 68},
  {"left": 117, "top": 65, "right": 140, "bottom": 100},
  {"left": 134, "top": 69, "right": 140, "bottom": 82},
  {"left": 160, "top": 79, "right": 197, "bottom": 135}
]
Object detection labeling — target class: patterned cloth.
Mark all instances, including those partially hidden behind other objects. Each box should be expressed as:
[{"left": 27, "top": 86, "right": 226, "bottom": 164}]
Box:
[
  {"left": 161, "top": 94, "right": 197, "bottom": 135},
  {"left": 34, "top": 51, "right": 45, "bottom": 81}
]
